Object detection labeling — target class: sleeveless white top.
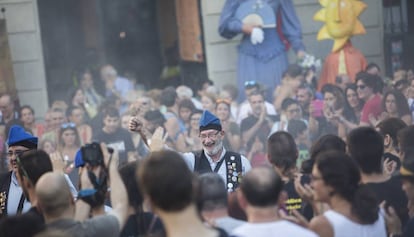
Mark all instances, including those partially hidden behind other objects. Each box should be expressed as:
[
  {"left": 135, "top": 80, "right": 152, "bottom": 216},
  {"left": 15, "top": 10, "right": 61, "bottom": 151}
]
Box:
[{"left": 323, "top": 210, "right": 387, "bottom": 237}]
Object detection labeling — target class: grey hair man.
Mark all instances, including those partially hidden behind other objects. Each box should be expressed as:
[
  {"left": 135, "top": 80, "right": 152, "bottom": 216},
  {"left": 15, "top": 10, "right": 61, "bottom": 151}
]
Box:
[{"left": 197, "top": 173, "right": 245, "bottom": 233}]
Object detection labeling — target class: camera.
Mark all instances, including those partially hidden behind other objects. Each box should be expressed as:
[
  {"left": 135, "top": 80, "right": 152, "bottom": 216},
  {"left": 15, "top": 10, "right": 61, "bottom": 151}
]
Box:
[
  {"left": 81, "top": 142, "right": 104, "bottom": 166},
  {"left": 77, "top": 142, "right": 114, "bottom": 167}
]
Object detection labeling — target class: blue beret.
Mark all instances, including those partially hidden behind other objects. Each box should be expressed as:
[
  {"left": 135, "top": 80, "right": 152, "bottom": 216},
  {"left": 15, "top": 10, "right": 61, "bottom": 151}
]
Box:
[
  {"left": 6, "top": 125, "right": 38, "bottom": 148},
  {"left": 199, "top": 110, "right": 222, "bottom": 131}
]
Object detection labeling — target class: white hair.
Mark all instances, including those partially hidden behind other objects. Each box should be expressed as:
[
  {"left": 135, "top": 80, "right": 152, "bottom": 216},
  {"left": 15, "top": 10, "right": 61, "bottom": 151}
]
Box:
[{"left": 176, "top": 85, "right": 193, "bottom": 99}]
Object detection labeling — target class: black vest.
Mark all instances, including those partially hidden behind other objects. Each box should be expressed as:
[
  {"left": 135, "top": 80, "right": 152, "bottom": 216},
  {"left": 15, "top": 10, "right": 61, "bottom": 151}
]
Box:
[
  {"left": 193, "top": 151, "right": 242, "bottom": 192},
  {"left": 0, "top": 171, "right": 26, "bottom": 219},
  {"left": 0, "top": 171, "right": 12, "bottom": 218}
]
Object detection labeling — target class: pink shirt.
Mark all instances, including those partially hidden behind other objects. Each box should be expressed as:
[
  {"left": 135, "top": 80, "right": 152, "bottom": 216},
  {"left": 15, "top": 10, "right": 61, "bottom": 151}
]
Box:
[{"left": 360, "top": 94, "right": 383, "bottom": 124}]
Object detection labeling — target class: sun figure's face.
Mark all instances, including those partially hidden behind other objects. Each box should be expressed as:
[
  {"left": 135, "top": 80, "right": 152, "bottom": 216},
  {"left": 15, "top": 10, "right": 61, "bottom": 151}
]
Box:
[
  {"left": 314, "top": 0, "right": 366, "bottom": 52},
  {"left": 326, "top": 1, "right": 356, "bottom": 38}
]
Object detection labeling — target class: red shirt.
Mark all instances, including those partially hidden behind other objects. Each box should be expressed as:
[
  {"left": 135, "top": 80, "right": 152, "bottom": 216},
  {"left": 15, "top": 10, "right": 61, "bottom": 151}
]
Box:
[{"left": 360, "top": 94, "right": 383, "bottom": 124}]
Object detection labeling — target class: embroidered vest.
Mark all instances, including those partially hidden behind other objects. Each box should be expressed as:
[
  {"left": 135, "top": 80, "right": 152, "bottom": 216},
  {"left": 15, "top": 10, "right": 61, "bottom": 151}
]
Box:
[
  {"left": 0, "top": 172, "right": 11, "bottom": 218},
  {"left": 193, "top": 151, "right": 242, "bottom": 192}
]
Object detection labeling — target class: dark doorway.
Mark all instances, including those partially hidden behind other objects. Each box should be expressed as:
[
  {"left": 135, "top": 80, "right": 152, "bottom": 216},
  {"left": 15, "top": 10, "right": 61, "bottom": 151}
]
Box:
[
  {"left": 38, "top": 0, "right": 208, "bottom": 103},
  {"left": 38, "top": 0, "right": 163, "bottom": 102},
  {"left": 38, "top": 0, "right": 86, "bottom": 102},
  {"left": 99, "top": 0, "right": 162, "bottom": 88}
]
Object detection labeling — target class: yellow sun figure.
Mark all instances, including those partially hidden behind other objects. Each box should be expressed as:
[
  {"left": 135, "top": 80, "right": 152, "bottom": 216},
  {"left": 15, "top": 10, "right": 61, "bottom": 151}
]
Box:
[{"left": 314, "top": 0, "right": 367, "bottom": 52}]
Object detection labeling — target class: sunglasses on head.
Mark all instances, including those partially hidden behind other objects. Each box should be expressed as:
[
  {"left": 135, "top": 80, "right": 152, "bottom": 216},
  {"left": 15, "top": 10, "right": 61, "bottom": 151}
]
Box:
[
  {"left": 216, "top": 98, "right": 231, "bottom": 105},
  {"left": 244, "top": 80, "right": 258, "bottom": 88},
  {"left": 61, "top": 122, "right": 76, "bottom": 129}
]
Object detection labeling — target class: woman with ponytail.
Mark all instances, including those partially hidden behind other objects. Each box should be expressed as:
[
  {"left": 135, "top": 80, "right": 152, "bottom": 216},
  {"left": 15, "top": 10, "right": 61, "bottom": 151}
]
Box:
[{"left": 309, "top": 150, "right": 387, "bottom": 237}]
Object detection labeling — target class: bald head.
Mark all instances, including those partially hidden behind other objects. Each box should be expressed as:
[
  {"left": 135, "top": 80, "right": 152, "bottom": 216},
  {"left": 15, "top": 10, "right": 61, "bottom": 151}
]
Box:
[
  {"left": 240, "top": 167, "right": 283, "bottom": 207},
  {"left": 36, "top": 172, "right": 73, "bottom": 219}
]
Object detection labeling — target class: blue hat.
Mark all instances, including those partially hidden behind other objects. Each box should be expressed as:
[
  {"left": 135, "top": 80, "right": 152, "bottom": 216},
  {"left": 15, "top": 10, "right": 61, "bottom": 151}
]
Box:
[
  {"left": 6, "top": 125, "right": 38, "bottom": 149},
  {"left": 199, "top": 110, "right": 222, "bottom": 131}
]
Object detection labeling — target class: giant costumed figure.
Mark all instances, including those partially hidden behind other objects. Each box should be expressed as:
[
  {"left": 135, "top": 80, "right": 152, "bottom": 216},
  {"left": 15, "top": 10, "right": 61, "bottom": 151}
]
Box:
[
  {"left": 219, "top": 0, "right": 305, "bottom": 101},
  {"left": 315, "top": 0, "right": 368, "bottom": 91}
]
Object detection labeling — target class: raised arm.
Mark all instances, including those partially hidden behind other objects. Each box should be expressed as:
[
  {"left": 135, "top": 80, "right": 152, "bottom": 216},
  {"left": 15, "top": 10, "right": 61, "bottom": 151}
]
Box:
[{"left": 101, "top": 143, "right": 129, "bottom": 229}]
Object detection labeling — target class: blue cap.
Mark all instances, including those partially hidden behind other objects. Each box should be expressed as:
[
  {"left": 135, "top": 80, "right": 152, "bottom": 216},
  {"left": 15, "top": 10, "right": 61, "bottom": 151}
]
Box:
[
  {"left": 74, "top": 149, "right": 84, "bottom": 168},
  {"left": 6, "top": 125, "right": 38, "bottom": 149},
  {"left": 199, "top": 110, "right": 222, "bottom": 132}
]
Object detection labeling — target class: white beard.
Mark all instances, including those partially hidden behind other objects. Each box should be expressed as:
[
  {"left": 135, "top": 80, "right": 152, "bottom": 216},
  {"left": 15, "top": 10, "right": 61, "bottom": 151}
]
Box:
[{"left": 205, "top": 139, "right": 223, "bottom": 156}]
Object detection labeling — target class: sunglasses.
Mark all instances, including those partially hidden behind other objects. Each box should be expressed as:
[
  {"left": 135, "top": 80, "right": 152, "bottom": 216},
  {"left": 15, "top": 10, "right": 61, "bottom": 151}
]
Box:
[
  {"left": 7, "top": 149, "right": 28, "bottom": 158},
  {"left": 357, "top": 85, "right": 366, "bottom": 90},
  {"left": 61, "top": 122, "right": 76, "bottom": 129}
]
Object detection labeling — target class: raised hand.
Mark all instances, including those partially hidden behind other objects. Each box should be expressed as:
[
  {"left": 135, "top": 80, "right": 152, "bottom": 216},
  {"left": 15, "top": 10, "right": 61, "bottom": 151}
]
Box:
[
  {"left": 50, "top": 152, "right": 65, "bottom": 174},
  {"left": 100, "top": 142, "right": 118, "bottom": 168},
  {"left": 381, "top": 201, "right": 402, "bottom": 236},
  {"left": 294, "top": 176, "right": 314, "bottom": 203},
  {"left": 129, "top": 116, "right": 143, "bottom": 133},
  {"left": 150, "top": 127, "right": 167, "bottom": 152}
]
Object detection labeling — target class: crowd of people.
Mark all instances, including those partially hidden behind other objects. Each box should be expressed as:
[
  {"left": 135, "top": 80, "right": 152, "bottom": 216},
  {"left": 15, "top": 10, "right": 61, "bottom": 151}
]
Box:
[{"left": 0, "top": 60, "right": 413, "bottom": 237}]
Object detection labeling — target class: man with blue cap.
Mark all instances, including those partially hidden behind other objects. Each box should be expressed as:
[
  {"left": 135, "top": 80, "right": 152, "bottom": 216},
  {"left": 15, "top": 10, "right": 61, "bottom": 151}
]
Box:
[
  {"left": 130, "top": 110, "right": 251, "bottom": 192},
  {"left": 0, "top": 125, "right": 37, "bottom": 218}
]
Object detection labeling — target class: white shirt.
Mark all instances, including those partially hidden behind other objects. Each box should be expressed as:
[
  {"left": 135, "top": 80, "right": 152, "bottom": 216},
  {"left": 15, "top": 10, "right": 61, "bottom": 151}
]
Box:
[
  {"left": 7, "top": 172, "right": 31, "bottom": 215},
  {"left": 323, "top": 210, "right": 387, "bottom": 237},
  {"left": 232, "top": 220, "right": 318, "bottom": 237},
  {"left": 237, "top": 101, "right": 277, "bottom": 124},
  {"left": 269, "top": 119, "right": 308, "bottom": 136},
  {"left": 6, "top": 172, "right": 77, "bottom": 216},
  {"left": 181, "top": 148, "right": 251, "bottom": 185},
  {"left": 408, "top": 98, "right": 414, "bottom": 123},
  {"left": 214, "top": 216, "right": 245, "bottom": 234}
]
